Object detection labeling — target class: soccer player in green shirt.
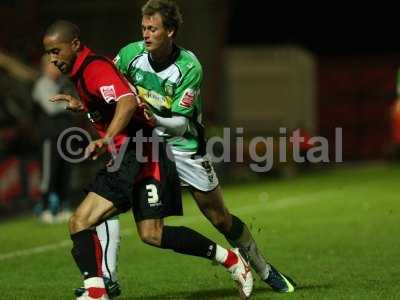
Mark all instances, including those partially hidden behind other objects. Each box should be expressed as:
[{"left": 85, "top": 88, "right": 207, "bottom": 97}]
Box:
[{"left": 110, "top": 0, "right": 295, "bottom": 294}]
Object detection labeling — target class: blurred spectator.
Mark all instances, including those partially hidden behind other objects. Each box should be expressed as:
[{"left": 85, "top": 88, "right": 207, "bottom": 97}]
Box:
[
  {"left": 31, "top": 55, "right": 74, "bottom": 223},
  {"left": 0, "top": 49, "right": 38, "bottom": 83},
  {"left": 0, "top": 50, "right": 42, "bottom": 214},
  {"left": 0, "top": 50, "right": 39, "bottom": 152}
]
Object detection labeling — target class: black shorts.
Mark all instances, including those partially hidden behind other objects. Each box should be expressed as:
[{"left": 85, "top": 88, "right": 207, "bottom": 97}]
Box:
[{"left": 86, "top": 143, "right": 182, "bottom": 221}]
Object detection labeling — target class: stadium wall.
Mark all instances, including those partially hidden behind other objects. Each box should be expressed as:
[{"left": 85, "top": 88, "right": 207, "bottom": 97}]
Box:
[{"left": 317, "top": 56, "right": 399, "bottom": 160}]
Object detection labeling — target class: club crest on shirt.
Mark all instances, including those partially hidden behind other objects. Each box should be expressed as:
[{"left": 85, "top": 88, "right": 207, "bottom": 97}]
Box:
[
  {"left": 164, "top": 84, "right": 174, "bottom": 97},
  {"left": 135, "top": 73, "right": 144, "bottom": 82},
  {"left": 100, "top": 85, "right": 116, "bottom": 103}
]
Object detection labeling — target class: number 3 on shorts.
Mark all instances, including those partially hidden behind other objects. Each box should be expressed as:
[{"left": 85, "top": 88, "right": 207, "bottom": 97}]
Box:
[{"left": 146, "top": 184, "right": 159, "bottom": 204}]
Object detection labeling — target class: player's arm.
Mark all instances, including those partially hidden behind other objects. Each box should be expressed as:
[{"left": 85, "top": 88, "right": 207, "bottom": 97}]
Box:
[
  {"left": 104, "top": 94, "right": 138, "bottom": 140},
  {"left": 86, "top": 94, "right": 138, "bottom": 160},
  {"left": 154, "top": 114, "right": 188, "bottom": 136},
  {"left": 50, "top": 94, "right": 85, "bottom": 112},
  {"left": 145, "top": 66, "right": 202, "bottom": 137},
  {"left": 141, "top": 103, "right": 188, "bottom": 136},
  {"left": 84, "top": 61, "right": 138, "bottom": 159}
]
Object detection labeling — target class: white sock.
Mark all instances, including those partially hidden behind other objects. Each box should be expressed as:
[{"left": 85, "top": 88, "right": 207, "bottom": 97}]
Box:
[
  {"left": 84, "top": 277, "right": 105, "bottom": 289},
  {"left": 214, "top": 244, "right": 229, "bottom": 264},
  {"left": 96, "top": 217, "right": 120, "bottom": 282}
]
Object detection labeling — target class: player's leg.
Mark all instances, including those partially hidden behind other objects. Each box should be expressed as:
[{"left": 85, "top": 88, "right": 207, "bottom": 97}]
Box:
[
  {"left": 38, "top": 138, "right": 59, "bottom": 223},
  {"left": 75, "top": 217, "right": 121, "bottom": 299},
  {"left": 191, "top": 187, "right": 270, "bottom": 276},
  {"left": 191, "top": 187, "right": 295, "bottom": 292},
  {"left": 132, "top": 168, "right": 253, "bottom": 299},
  {"left": 136, "top": 218, "right": 224, "bottom": 260},
  {"left": 172, "top": 150, "right": 267, "bottom": 273},
  {"left": 135, "top": 218, "right": 253, "bottom": 299},
  {"left": 95, "top": 216, "right": 121, "bottom": 295},
  {"left": 56, "top": 150, "right": 73, "bottom": 222},
  {"left": 48, "top": 137, "right": 63, "bottom": 218},
  {"left": 75, "top": 147, "right": 145, "bottom": 297},
  {"left": 96, "top": 217, "right": 120, "bottom": 282},
  {"left": 70, "top": 192, "right": 119, "bottom": 300},
  {"left": 190, "top": 187, "right": 267, "bottom": 269},
  {"left": 173, "top": 150, "right": 295, "bottom": 292},
  {"left": 75, "top": 144, "right": 144, "bottom": 297}
]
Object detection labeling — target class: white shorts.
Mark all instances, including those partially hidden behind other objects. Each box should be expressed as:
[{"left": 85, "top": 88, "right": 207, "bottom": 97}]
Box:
[{"left": 171, "top": 148, "right": 219, "bottom": 192}]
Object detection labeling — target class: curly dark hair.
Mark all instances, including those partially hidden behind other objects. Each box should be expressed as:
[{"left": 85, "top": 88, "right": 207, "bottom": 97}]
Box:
[{"left": 141, "top": 0, "right": 183, "bottom": 37}]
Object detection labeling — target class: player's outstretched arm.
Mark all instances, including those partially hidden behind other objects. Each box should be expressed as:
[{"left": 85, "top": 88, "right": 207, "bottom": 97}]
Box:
[{"left": 50, "top": 94, "right": 85, "bottom": 112}]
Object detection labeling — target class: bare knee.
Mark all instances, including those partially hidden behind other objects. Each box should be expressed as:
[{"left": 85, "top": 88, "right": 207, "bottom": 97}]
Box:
[
  {"left": 69, "top": 213, "right": 91, "bottom": 234},
  {"left": 192, "top": 191, "right": 232, "bottom": 232},
  {"left": 139, "top": 232, "right": 161, "bottom": 246},
  {"left": 209, "top": 211, "right": 232, "bottom": 233},
  {"left": 137, "top": 220, "right": 163, "bottom": 247}
]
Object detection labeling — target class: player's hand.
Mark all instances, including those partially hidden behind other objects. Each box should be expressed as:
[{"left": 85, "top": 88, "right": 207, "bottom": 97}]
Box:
[
  {"left": 50, "top": 94, "right": 84, "bottom": 112},
  {"left": 85, "top": 138, "right": 109, "bottom": 160},
  {"left": 140, "top": 102, "right": 155, "bottom": 122},
  {"left": 135, "top": 101, "right": 156, "bottom": 127}
]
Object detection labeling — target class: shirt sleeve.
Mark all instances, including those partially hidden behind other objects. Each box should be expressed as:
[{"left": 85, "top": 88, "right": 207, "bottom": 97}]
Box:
[
  {"left": 154, "top": 115, "right": 188, "bottom": 136},
  {"left": 113, "top": 50, "right": 127, "bottom": 75},
  {"left": 171, "top": 67, "right": 202, "bottom": 117},
  {"left": 84, "top": 60, "right": 135, "bottom": 104}
]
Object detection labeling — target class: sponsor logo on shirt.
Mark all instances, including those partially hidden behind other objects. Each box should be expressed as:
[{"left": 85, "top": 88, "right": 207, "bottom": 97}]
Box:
[
  {"left": 179, "top": 88, "right": 197, "bottom": 108},
  {"left": 137, "top": 86, "right": 172, "bottom": 109},
  {"left": 100, "top": 85, "right": 117, "bottom": 103}
]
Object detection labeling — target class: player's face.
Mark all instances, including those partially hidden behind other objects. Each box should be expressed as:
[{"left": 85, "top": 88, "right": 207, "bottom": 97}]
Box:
[
  {"left": 43, "top": 35, "right": 79, "bottom": 74},
  {"left": 141, "top": 13, "right": 174, "bottom": 53}
]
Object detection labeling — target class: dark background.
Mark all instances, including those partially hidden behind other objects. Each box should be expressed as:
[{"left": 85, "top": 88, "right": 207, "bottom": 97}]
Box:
[
  {"left": 228, "top": 2, "right": 399, "bottom": 56},
  {"left": 1, "top": 1, "right": 400, "bottom": 58},
  {"left": 1, "top": 0, "right": 399, "bottom": 213}
]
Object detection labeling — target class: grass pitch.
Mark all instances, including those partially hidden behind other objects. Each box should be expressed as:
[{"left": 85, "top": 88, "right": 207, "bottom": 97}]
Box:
[{"left": 1, "top": 164, "right": 399, "bottom": 299}]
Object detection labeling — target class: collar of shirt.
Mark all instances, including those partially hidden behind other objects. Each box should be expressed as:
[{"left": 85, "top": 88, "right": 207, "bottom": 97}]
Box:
[{"left": 69, "top": 45, "right": 93, "bottom": 77}]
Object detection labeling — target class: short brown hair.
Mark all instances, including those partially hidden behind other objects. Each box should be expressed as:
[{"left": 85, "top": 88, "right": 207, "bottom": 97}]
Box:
[{"left": 142, "top": 0, "right": 183, "bottom": 37}]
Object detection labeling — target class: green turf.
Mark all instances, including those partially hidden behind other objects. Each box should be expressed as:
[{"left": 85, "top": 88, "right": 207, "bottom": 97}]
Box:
[{"left": 0, "top": 164, "right": 399, "bottom": 299}]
